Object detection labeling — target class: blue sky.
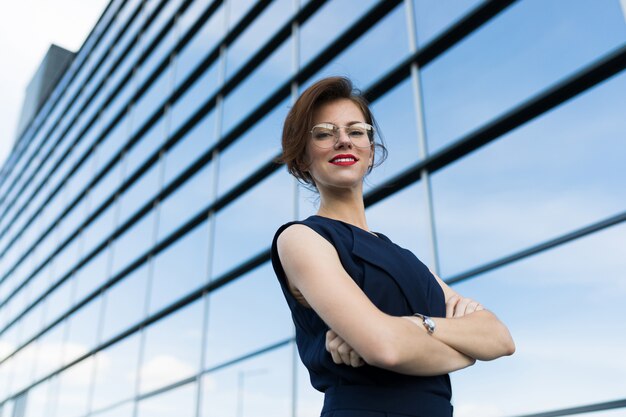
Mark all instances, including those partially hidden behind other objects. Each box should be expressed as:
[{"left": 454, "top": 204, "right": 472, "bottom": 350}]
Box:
[{"left": 0, "top": 0, "right": 108, "bottom": 168}]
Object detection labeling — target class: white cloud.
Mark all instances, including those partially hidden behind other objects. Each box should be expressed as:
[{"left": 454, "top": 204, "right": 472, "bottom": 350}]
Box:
[{"left": 139, "top": 354, "right": 196, "bottom": 392}]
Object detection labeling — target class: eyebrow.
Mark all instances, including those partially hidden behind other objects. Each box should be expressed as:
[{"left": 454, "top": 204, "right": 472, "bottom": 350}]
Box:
[{"left": 317, "top": 121, "right": 366, "bottom": 126}]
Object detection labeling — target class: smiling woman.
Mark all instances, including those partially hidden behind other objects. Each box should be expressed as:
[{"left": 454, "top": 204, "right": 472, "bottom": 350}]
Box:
[{"left": 270, "top": 77, "right": 515, "bottom": 417}]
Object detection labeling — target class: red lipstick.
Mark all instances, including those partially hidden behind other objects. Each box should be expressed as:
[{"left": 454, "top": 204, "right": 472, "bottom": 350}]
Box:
[{"left": 329, "top": 154, "right": 358, "bottom": 166}]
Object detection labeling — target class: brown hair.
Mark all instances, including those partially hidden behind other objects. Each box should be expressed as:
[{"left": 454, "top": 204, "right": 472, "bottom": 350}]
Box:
[{"left": 277, "top": 76, "right": 387, "bottom": 189}]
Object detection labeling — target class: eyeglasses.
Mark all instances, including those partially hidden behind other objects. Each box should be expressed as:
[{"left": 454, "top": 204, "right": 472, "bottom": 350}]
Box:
[{"left": 310, "top": 122, "right": 374, "bottom": 149}]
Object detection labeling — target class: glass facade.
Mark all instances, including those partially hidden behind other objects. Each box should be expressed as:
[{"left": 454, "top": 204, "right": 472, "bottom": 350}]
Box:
[{"left": 0, "top": 1, "right": 624, "bottom": 416}]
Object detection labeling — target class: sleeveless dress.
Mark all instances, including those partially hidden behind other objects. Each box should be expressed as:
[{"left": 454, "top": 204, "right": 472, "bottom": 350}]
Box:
[{"left": 270, "top": 215, "right": 453, "bottom": 417}]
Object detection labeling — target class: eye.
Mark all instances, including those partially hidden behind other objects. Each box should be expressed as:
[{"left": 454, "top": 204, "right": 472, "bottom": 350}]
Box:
[
  {"left": 313, "top": 129, "right": 333, "bottom": 139},
  {"left": 347, "top": 128, "right": 365, "bottom": 137}
]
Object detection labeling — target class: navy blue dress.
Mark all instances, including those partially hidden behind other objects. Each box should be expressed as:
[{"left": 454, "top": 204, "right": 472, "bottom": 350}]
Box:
[{"left": 271, "top": 215, "right": 453, "bottom": 417}]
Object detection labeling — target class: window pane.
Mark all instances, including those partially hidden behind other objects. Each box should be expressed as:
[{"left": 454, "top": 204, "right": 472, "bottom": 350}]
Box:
[
  {"left": 217, "top": 100, "right": 285, "bottom": 196},
  {"left": 149, "top": 222, "right": 209, "bottom": 314},
  {"left": 111, "top": 209, "right": 157, "bottom": 277},
  {"left": 432, "top": 71, "right": 626, "bottom": 277},
  {"left": 137, "top": 381, "right": 197, "bottom": 417},
  {"left": 157, "top": 163, "right": 213, "bottom": 243},
  {"left": 139, "top": 300, "right": 203, "bottom": 393},
  {"left": 91, "top": 334, "right": 140, "bottom": 411},
  {"left": 163, "top": 111, "right": 216, "bottom": 188},
  {"left": 364, "top": 78, "right": 421, "bottom": 191},
  {"left": 308, "top": 4, "right": 409, "bottom": 89},
  {"left": 413, "top": 0, "right": 484, "bottom": 47},
  {"left": 421, "top": 0, "right": 626, "bottom": 153},
  {"left": 201, "top": 344, "right": 292, "bottom": 417},
  {"left": 100, "top": 263, "right": 150, "bottom": 342},
  {"left": 55, "top": 356, "right": 96, "bottom": 417},
  {"left": 449, "top": 223, "right": 626, "bottom": 416},
  {"left": 204, "top": 265, "right": 292, "bottom": 368},
  {"left": 212, "top": 170, "right": 292, "bottom": 278},
  {"left": 63, "top": 296, "right": 103, "bottom": 366}
]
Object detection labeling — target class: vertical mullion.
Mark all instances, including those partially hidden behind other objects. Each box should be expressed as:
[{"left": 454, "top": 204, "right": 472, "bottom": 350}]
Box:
[
  {"left": 404, "top": 0, "right": 441, "bottom": 275},
  {"left": 289, "top": 1, "right": 301, "bottom": 416},
  {"left": 196, "top": 2, "right": 230, "bottom": 416}
]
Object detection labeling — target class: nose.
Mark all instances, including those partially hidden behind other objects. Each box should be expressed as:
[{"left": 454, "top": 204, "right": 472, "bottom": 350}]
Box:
[{"left": 334, "top": 128, "right": 352, "bottom": 148}]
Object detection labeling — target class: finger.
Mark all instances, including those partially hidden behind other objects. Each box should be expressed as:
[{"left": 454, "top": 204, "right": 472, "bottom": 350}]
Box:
[
  {"left": 337, "top": 342, "right": 352, "bottom": 365},
  {"left": 349, "top": 350, "right": 364, "bottom": 367},
  {"left": 454, "top": 297, "right": 472, "bottom": 318},
  {"left": 476, "top": 304, "right": 485, "bottom": 311},
  {"left": 325, "top": 330, "right": 337, "bottom": 351},
  {"left": 466, "top": 301, "right": 480, "bottom": 314},
  {"left": 446, "top": 295, "right": 461, "bottom": 318},
  {"left": 327, "top": 336, "right": 343, "bottom": 364}
]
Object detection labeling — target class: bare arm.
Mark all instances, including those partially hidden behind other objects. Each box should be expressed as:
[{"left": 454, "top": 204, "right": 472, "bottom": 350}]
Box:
[
  {"left": 277, "top": 224, "right": 474, "bottom": 376},
  {"left": 429, "top": 273, "right": 516, "bottom": 361}
]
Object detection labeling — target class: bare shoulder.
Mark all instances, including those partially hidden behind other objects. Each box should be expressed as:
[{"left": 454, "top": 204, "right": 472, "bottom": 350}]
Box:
[{"left": 277, "top": 223, "right": 335, "bottom": 258}]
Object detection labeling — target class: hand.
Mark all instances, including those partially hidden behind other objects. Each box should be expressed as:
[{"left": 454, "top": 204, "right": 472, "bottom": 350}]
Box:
[
  {"left": 325, "top": 330, "right": 365, "bottom": 367},
  {"left": 446, "top": 294, "right": 484, "bottom": 318}
]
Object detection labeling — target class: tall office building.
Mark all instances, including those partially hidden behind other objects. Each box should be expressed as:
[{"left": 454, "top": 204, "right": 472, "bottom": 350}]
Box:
[{"left": 0, "top": 1, "right": 624, "bottom": 416}]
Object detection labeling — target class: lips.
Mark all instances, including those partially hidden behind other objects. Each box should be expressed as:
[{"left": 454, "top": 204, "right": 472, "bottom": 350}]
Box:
[{"left": 329, "top": 154, "right": 359, "bottom": 166}]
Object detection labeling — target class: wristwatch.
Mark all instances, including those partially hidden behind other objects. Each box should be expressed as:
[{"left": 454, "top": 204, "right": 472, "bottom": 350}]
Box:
[{"left": 413, "top": 313, "right": 436, "bottom": 334}]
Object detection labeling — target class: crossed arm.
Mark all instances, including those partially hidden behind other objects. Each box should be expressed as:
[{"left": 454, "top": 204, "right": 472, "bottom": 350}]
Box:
[{"left": 277, "top": 224, "right": 515, "bottom": 376}]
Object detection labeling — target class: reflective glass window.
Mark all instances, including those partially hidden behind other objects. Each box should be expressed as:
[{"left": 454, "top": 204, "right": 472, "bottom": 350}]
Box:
[
  {"left": 163, "top": 111, "right": 216, "bottom": 188},
  {"left": 95, "top": 113, "right": 131, "bottom": 175},
  {"left": 10, "top": 344, "right": 36, "bottom": 393},
  {"left": 118, "top": 161, "right": 161, "bottom": 228},
  {"left": 31, "top": 320, "right": 66, "bottom": 382},
  {"left": 157, "top": 162, "right": 213, "bottom": 242},
  {"left": 123, "top": 118, "right": 167, "bottom": 181},
  {"left": 55, "top": 356, "right": 96, "bottom": 417},
  {"left": 74, "top": 247, "right": 111, "bottom": 308},
  {"left": 307, "top": 4, "right": 410, "bottom": 89},
  {"left": 225, "top": 0, "right": 293, "bottom": 79},
  {"left": 212, "top": 170, "right": 292, "bottom": 278},
  {"left": 170, "top": 61, "right": 220, "bottom": 137},
  {"left": 299, "top": 0, "right": 378, "bottom": 66},
  {"left": 137, "top": 381, "right": 197, "bottom": 417},
  {"left": 111, "top": 208, "right": 158, "bottom": 277},
  {"left": 421, "top": 0, "right": 626, "bottom": 153},
  {"left": 449, "top": 223, "right": 626, "bottom": 415},
  {"left": 149, "top": 222, "right": 209, "bottom": 314},
  {"left": 91, "top": 334, "right": 140, "bottom": 411},
  {"left": 204, "top": 265, "right": 292, "bottom": 369},
  {"left": 132, "top": 66, "right": 174, "bottom": 139},
  {"left": 222, "top": 38, "right": 292, "bottom": 134},
  {"left": 432, "top": 72, "right": 626, "bottom": 277},
  {"left": 295, "top": 359, "right": 324, "bottom": 417},
  {"left": 216, "top": 100, "right": 284, "bottom": 195},
  {"left": 41, "top": 275, "right": 74, "bottom": 330},
  {"left": 82, "top": 200, "right": 117, "bottom": 257},
  {"left": 63, "top": 296, "right": 103, "bottom": 366},
  {"left": 23, "top": 377, "right": 51, "bottom": 417},
  {"left": 201, "top": 344, "right": 292, "bottom": 417},
  {"left": 139, "top": 299, "right": 203, "bottom": 393},
  {"left": 50, "top": 236, "right": 80, "bottom": 286},
  {"left": 100, "top": 263, "right": 149, "bottom": 342},
  {"left": 92, "top": 402, "right": 134, "bottom": 417},
  {"left": 88, "top": 158, "right": 123, "bottom": 214},
  {"left": 174, "top": 1, "right": 226, "bottom": 92},
  {"left": 226, "top": 0, "right": 256, "bottom": 30}
]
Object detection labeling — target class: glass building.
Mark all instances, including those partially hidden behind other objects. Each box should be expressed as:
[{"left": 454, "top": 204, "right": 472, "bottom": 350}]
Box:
[{"left": 0, "top": 1, "right": 625, "bottom": 416}]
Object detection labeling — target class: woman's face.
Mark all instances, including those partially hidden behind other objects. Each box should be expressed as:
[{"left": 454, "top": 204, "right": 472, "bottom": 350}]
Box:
[{"left": 304, "top": 99, "right": 374, "bottom": 193}]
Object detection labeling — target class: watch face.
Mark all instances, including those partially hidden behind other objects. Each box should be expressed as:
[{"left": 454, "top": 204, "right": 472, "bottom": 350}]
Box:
[{"left": 424, "top": 317, "right": 435, "bottom": 332}]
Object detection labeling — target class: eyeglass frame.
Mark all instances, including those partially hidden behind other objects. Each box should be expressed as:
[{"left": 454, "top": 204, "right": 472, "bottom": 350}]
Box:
[{"left": 309, "top": 122, "right": 375, "bottom": 149}]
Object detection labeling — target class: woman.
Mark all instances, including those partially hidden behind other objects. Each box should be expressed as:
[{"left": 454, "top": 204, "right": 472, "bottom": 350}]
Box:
[{"left": 270, "top": 77, "right": 515, "bottom": 417}]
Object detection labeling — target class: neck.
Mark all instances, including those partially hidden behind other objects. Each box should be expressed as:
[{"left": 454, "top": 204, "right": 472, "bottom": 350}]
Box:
[{"left": 316, "top": 186, "right": 369, "bottom": 231}]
